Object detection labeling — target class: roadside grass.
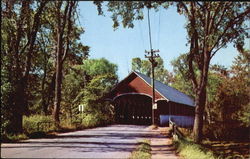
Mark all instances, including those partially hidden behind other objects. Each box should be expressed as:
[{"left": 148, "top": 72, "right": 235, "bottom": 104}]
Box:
[
  {"left": 130, "top": 139, "right": 151, "bottom": 159},
  {"left": 1, "top": 133, "right": 28, "bottom": 142},
  {"left": 172, "top": 127, "right": 249, "bottom": 159},
  {"left": 173, "top": 137, "right": 215, "bottom": 159}
]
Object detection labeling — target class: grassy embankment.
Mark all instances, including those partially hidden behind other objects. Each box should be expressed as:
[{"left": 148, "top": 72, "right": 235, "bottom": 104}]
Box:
[
  {"left": 172, "top": 127, "right": 216, "bottom": 159},
  {"left": 130, "top": 139, "right": 151, "bottom": 159},
  {"left": 174, "top": 137, "right": 215, "bottom": 159},
  {"left": 173, "top": 127, "right": 249, "bottom": 159}
]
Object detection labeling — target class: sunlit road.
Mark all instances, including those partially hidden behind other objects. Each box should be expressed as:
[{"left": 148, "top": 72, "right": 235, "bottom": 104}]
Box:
[{"left": 1, "top": 125, "right": 163, "bottom": 158}]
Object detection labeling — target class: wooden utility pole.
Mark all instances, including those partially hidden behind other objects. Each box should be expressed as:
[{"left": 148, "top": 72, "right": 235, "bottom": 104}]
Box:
[
  {"left": 145, "top": 6, "right": 160, "bottom": 125},
  {"left": 145, "top": 49, "right": 160, "bottom": 125}
]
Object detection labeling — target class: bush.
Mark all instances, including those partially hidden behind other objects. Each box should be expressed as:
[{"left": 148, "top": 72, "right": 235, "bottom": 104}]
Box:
[
  {"left": 81, "top": 112, "right": 113, "bottom": 128},
  {"left": 1, "top": 133, "right": 28, "bottom": 142},
  {"left": 23, "top": 115, "right": 54, "bottom": 134},
  {"left": 82, "top": 114, "right": 100, "bottom": 128}
]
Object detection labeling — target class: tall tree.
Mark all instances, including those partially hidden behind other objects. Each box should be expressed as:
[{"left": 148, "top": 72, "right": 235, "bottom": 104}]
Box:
[
  {"left": 52, "top": 1, "right": 77, "bottom": 126},
  {"left": 1, "top": 0, "right": 48, "bottom": 133},
  {"left": 176, "top": 2, "right": 249, "bottom": 142}
]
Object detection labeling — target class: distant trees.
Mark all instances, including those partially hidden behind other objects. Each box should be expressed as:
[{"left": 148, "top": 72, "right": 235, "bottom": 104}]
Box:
[
  {"left": 62, "top": 58, "right": 118, "bottom": 126},
  {"left": 205, "top": 50, "right": 250, "bottom": 139},
  {"left": 132, "top": 57, "right": 173, "bottom": 85},
  {"left": 170, "top": 53, "right": 195, "bottom": 98}
]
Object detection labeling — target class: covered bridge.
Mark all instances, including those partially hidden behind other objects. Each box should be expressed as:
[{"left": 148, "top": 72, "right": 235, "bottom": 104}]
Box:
[{"left": 105, "top": 71, "right": 195, "bottom": 127}]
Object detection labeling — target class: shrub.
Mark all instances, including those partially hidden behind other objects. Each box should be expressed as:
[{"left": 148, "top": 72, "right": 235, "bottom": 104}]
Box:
[
  {"left": 82, "top": 114, "right": 100, "bottom": 128},
  {"left": 2, "top": 133, "right": 28, "bottom": 142},
  {"left": 23, "top": 115, "right": 53, "bottom": 134}
]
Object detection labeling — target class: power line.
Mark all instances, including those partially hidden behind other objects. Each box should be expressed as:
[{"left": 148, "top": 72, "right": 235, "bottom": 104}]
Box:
[
  {"left": 138, "top": 20, "right": 145, "bottom": 50},
  {"left": 145, "top": 7, "right": 160, "bottom": 126},
  {"left": 157, "top": 7, "right": 161, "bottom": 49},
  {"left": 147, "top": 8, "right": 153, "bottom": 50}
]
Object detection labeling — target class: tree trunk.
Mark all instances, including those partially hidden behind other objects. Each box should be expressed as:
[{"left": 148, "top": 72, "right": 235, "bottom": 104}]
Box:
[
  {"left": 52, "top": 21, "right": 64, "bottom": 125},
  {"left": 10, "top": 1, "right": 47, "bottom": 134},
  {"left": 52, "top": 1, "right": 74, "bottom": 127},
  {"left": 52, "top": 55, "right": 62, "bottom": 125},
  {"left": 193, "top": 87, "right": 206, "bottom": 143},
  {"left": 193, "top": 49, "right": 210, "bottom": 143},
  {"left": 12, "top": 79, "right": 25, "bottom": 133},
  {"left": 41, "top": 63, "right": 48, "bottom": 114}
]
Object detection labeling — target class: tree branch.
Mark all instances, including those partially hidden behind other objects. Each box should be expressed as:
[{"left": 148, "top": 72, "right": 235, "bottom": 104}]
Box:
[
  {"left": 61, "top": 1, "right": 76, "bottom": 63},
  {"left": 210, "top": 9, "right": 249, "bottom": 54},
  {"left": 187, "top": 2, "right": 199, "bottom": 91},
  {"left": 23, "top": 0, "right": 48, "bottom": 79}
]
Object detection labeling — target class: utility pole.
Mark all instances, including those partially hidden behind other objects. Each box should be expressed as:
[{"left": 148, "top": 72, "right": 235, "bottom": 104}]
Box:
[
  {"left": 145, "top": 49, "right": 160, "bottom": 125},
  {"left": 145, "top": 7, "right": 160, "bottom": 125}
]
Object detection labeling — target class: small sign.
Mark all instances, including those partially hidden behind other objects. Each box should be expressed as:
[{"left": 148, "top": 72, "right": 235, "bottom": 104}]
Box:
[
  {"left": 79, "top": 104, "right": 84, "bottom": 112},
  {"left": 153, "top": 103, "right": 157, "bottom": 109}
]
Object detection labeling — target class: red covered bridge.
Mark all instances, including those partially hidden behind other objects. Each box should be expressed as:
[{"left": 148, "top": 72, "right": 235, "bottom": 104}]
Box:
[{"left": 105, "top": 71, "right": 195, "bottom": 127}]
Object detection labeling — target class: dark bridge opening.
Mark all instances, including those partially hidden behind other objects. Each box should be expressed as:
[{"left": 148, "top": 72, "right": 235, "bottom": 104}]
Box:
[{"left": 114, "top": 94, "right": 152, "bottom": 125}]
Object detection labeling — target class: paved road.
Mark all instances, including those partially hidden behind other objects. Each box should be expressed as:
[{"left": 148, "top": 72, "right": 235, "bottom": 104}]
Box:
[{"left": 1, "top": 125, "right": 178, "bottom": 158}]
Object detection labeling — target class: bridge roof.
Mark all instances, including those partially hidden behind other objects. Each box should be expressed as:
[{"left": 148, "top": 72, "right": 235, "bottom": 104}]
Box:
[{"left": 134, "top": 71, "right": 195, "bottom": 107}]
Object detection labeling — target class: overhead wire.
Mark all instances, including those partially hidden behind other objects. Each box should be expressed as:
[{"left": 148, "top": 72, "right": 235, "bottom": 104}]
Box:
[
  {"left": 147, "top": 7, "right": 153, "bottom": 51},
  {"left": 157, "top": 7, "right": 161, "bottom": 49},
  {"left": 138, "top": 20, "right": 145, "bottom": 51}
]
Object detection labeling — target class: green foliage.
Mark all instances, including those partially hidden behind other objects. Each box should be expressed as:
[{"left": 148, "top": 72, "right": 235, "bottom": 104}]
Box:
[
  {"left": 170, "top": 53, "right": 196, "bottom": 98},
  {"left": 81, "top": 112, "right": 113, "bottom": 128},
  {"left": 130, "top": 139, "right": 151, "bottom": 159},
  {"left": 95, "top": 1, "right": 170, "bottom": 29},
  {"left": 131, "top": 57, "right": 173, "bottom": 84},
  {"left": 174, "top": 137, "right": 215, "bottom": 159},
  {"left": 61, "top": 58, "right": 118, "bottom": 128},
  {"left": 3, "top": 133, "right": 28, "bottom": 142},
  {"left": 204, "top": 50, "right": 250, "bottom": 140},
  {"left": 23, "top": 115, "right": 53, "bottom": 134},
  {"left": 82, "top": 58, "right": 118, "bottom": 78}
]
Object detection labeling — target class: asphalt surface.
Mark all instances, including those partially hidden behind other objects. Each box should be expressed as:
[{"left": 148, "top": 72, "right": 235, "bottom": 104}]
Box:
[{"left": 1, "top": 124, "right": 170, "bottom": 158}]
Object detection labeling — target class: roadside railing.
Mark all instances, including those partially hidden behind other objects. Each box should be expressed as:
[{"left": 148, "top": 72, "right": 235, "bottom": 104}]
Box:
[{"left": 169, "top": 119, "right": 184, "bottom": 140}]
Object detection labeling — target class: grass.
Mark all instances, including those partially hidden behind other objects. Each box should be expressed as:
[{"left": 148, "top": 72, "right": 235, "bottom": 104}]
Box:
[
  {"left": 173, "top": 137, "right": 215, "bottom": 159},
  {"left": 130, "top": 139, "right": 151, "bottom": 159},
  {"left": 172, "top": 127, "right": 249, "bottom": 159},
  {"left": 1, "top": 133, "right": 28, "bottom": 142}
]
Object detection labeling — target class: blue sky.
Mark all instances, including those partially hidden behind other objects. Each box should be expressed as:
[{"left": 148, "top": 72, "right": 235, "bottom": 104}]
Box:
[{"left": 78, "top": 2, "right": 245, "bottom": 80}]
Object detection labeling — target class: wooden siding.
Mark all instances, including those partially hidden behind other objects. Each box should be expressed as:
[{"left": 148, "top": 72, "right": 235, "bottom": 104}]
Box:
[{"left": 110, "top": 75, "right": 164, "bottom": 100}]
